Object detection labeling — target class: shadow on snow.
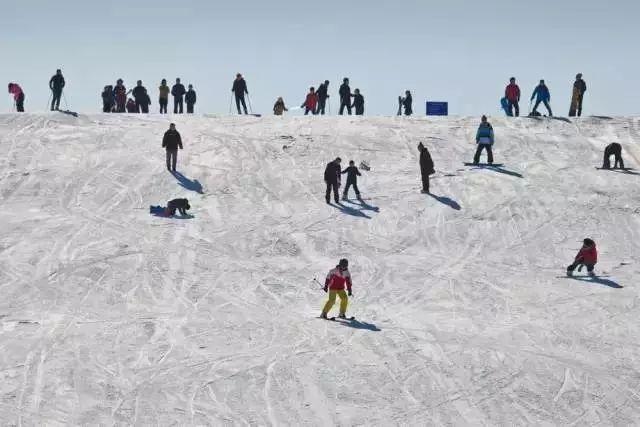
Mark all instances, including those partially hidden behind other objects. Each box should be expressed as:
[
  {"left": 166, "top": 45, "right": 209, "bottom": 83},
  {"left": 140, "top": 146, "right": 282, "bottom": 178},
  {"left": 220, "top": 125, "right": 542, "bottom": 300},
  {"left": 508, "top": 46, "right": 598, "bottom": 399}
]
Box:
[
  {"left": 332, "top": 198, "right": 380, "bottom": 219},
  {"left": 472, "top": 164, "right": 524, "bottom": 178},
  {"left": 569, "top": 276, "right": 623, "bottom": 289},
  {"left": 428, "top": 193, "right": 461, "bottom": 210},
  {"left": 173, "top": 171, "right": 204, "bottom": 194},
  {"left": 334, "top": 318, "right": 382, "bottom": 331}
]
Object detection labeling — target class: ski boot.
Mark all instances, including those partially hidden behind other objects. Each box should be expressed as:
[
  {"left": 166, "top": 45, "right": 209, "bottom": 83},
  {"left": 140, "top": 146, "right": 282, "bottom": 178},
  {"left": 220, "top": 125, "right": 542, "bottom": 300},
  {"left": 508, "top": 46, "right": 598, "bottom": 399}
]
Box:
[
  {"left": 320, "top": 312, "right": 328, "bottom": 319},
  {"left": 337, "top": 313, "right": 347, "bottom": 319},
  {"left": 342, "top": 194, "right": 348, "bottom": 201},
  {"left": 588, "top": 271, "right": 596, "bottom": 277},
  {"left": 566, "top": 268, "right": 573, "bottom": 277}
]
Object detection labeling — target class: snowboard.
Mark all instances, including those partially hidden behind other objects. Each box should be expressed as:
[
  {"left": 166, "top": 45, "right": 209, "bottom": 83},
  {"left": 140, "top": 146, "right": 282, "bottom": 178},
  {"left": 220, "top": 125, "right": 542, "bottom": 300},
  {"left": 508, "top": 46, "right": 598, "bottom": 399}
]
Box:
[
  {"left": 500, "top": 97, "right": 510, "bottom": 116},
  {"left": 319, "top": 316, "right": 356, "bottom": 321},
  {"left": 568, "top": 87, "right": 581, "bottom": 117},
  {"left": 595, "top": 167, "right": 634, "bottom": 171},
  {"left": 464, "top": 162, "right": 504, "bottom": 167},
  {"left": 397, "top": 96, "right": 402, "bottom": 116},
  {"left": 557, "top": 274, "right": 610, "bottom": 279},
  {"left": 59, "top": 110, "right": 79, "bottom": 118}
]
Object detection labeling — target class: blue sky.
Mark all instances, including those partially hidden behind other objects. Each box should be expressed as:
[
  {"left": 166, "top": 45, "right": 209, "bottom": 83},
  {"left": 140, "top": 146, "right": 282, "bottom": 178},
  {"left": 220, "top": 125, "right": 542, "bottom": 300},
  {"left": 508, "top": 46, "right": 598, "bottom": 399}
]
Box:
[{"left": 2, "top": 0, "right": 638, "bottom": 116}]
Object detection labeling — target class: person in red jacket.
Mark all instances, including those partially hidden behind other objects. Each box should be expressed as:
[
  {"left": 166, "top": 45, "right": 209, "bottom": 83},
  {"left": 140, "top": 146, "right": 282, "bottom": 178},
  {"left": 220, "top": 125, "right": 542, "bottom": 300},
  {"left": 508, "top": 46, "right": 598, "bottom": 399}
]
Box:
[
  {"left": 567, "top": 238, "right": 598, "bottom": 276},
  {"left": 8, "top": 83, "right": 25, "bottom": 112},
  {"left": 505, "top": 77, "right": 521, "bottom": 117},
  {"left": 320, "top": 258, "right": 353, "bottom": 319},
  {"left": 301, "top": 87, "right": 318, "bottom": 115}
]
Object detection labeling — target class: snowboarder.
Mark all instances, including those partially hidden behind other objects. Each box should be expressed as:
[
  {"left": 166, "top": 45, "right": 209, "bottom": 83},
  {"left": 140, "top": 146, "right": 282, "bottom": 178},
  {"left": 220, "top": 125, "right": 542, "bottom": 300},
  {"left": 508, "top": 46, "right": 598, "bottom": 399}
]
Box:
[
  {"left": 320, "top": 258, "right": 353, "bottom": 320},
  {"left": 166, "top": 198, "right": 191, "bottom": 216},
  {"left": 101, "top": 85, "right": 114, "bottom": 113},
  {"left": 316, "top": 80, "right": 330, "bottom": 115},
  {"left": 232, "top": 73, "right": 249, "bottom": 115},
  {"left": 505, "top": 77, "right": 521, "bottom": 117},
  {"left": 603, "top": 143, "right": 625, "bottom": 169},
  {"left": 172, "top": 78, "right": 186, "bottom": 114},
  {"left": 338, "top": 78, "right": 352, "bottom": 115},
  {"left": 49, "top": 69, "right": 65, "bottom": 111},
  {"left": 352, "top": 89, "right": 364, "bottom": 115},
  {"left": 126, "top": 98, "right": 137, "bottom": 113},
  {"left": 132, "top": 80, "right": 148, "bottom": 113},
  {"left": 530, "top": 79, "right": 552, "bottom": 116},
  {"left": 473, "top": 115, "right": 495, "bottom": 165},
  {"left": 185, "top": 84, "right": 196, "bottom": 114},
  {"left": 401, "top": 90, "right": 413, "bottom": 116},
  {"left": 273, "top": 97, "right": 288, "bottom": 115},
  {"left": 341, "top": 160, "right": 362, "bottom": 200},
  {"left": 569, "top": 73, "right": 587, "bottom": 117},
  {"left": 418, "top": 142, "right": 435, "bottom": 193},
  {"left": 8, "top": 83, "right": 25, "bottom": 112},
  {"left": 159, "top": 79, "right": 170, "bottom": 114},
  {"left": 162, "top": 123, "right": 183, "bottom": 172},
  {"left": 114, "top": 79, "right": 127, "bottom": 113},
  {"left": 566, "top": 238, "right": 598, "bottom": 277},
  {"left": 324, "top": 157, "right": 342, "bottom": 204},
  {"left": 301, "top": 87, "right": 318, "bottom": 115}
]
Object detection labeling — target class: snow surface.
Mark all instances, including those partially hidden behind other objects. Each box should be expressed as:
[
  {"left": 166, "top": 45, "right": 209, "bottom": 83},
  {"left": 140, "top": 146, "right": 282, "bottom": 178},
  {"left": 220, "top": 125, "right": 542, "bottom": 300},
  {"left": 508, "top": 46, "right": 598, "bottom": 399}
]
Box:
[{"left": 0, "top": 113, "right": 639, "bottom": 425}]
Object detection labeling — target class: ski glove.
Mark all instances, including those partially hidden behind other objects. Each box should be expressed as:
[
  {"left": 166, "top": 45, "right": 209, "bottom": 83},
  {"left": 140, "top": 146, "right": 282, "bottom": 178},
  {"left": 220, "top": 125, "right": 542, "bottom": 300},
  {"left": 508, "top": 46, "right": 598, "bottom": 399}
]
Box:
[
  {"left": 348, "top": 290, "right": 352, "bottom": 297},
  {"left": 323, "top": 285, "right": 328, "bottom": 293}
]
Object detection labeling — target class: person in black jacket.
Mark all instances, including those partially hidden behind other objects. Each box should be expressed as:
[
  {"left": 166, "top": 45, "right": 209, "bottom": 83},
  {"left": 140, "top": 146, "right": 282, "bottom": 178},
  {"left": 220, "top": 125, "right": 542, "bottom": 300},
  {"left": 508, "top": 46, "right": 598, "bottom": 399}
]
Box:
[
  {"left": 569, "top": 73, "right": 587, "bottom": 117},
  {"left": 339, "top": 78, "right": 352, "bottom": 115},
  {"left": 402, "top": 90, "right": 413, "bottom": 116},
  {"left": 316, "top": 80, "right": 330, "bottom": 115},
  {"left": 166, "top": 198, "right": 191, "bottom": 216},
  {"left": 418, "top": 142, "right": 434, "bottom": 193},
  {"left": 132, "top": 80, "right": 148, "bottom": 113},
  {"left": 49, "top": 69, "right": 65, "bottom": 111},
  {"left": 341, "top": 160, "right": 362, "bottom": 200},
  {"left": 172, "top": 78, "right": 186, "bottom": 114},
  {"left": 324, "top": 157, "right": 342, "bottom": 203},
  {"left": 185, "top": 84, "right": 196, "bottom": 114},
  {"left": 232, "top": 73, "right": 249, "bottom": 114},
  {"left": 162, "top": 123, "right": 183, "bottom": 172},
  {"left": 602, "top": 143, "right": 624, "bottom": 169},
  {"left": 101, "top": 85, "right": 114, "bottom": 113},
  {"left": 352, "top": 89, "right": 364, "bottom": 115}
]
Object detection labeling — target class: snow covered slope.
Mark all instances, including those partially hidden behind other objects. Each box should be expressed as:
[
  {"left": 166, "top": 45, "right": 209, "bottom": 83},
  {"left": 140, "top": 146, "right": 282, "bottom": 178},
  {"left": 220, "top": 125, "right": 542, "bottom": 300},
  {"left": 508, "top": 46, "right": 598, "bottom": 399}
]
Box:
[{"left": 0, "top": 113, "right": 639, "bottom": 425}]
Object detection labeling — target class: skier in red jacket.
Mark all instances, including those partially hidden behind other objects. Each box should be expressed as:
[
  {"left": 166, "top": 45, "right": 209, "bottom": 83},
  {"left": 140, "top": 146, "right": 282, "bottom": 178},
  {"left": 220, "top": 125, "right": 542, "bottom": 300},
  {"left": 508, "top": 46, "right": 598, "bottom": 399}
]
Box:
[
  {"left": 567, "top": 238, "right": 598, "bottom": 276},
  {"left": 302, "top": 87, "right": 318, "bottom": 115},
  {"left": 320, "top": 259, "right": 353, "bottom": 319},
  {"left": 505, "top": 77, "right": 521, "bottom": 117}
]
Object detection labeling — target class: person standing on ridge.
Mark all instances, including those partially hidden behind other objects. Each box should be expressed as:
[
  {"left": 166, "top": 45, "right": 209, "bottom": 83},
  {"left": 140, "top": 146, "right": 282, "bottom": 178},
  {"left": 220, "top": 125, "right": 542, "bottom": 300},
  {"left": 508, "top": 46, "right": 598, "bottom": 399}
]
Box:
[
  {"left": 159, "top": 79, "right": 170, "bottom": 114},
  {"left": 232, "top": 73, "right": 249, "bottom": 115},
  {"left": 530, "top": 79, "right": 552, "bottom": 116},
  {"left": 172, "top": 78, "right": 186, "bottom": 114},
  {"left": 402, "top": 90, "right": 413, "bottom": 116},
  {"left": 418, "top": 142, "right": 434, "bottom": 193},
  {"left": 101, "top": 85, "right": 114, "bottom": 113},
  {"left": 339, "top": 78, "right": 352, "bottom": 115},
  {"left": 505, "top": 77, "right": 521, "bottom": 117},
  {"left": 132, "top": 80, "right": 148, "bottom": 113},
  {"left": 473, "top": 115, "right": 495, "bottom": 165},
  {"left": 341, "top": 160, "right": 362, "bottom": 200},
  {"left": 49, "top": 69, "right": 65, "bottom": 111},
  {"left": 162, "top": 123, "right": 183, "bottom": 172},
  {"left": 324, "top": 157, "right": 342, "bottom": 204},
  {"left": 316, "top": 80, "right": 330, "bottom": 115},
  {"left": 273, "top": 97, "right": 288, "bottom": 115},
  {"left": 114, "top": 79, "right": 127, "bottom": 113},
  {"left": 569, "top": 73, "right": 587, "bottom": 117},
  {"left": 352, "top": 89, "right": 364, "bottom": 115},
  {"left": 566, "top": 238, "right": 598, "bottom": 277},
  {"left": 320, "top": 258, "right": 353, "bottom": 320},
  {"left": 301, "top": 87, "right": 318, "bottom": 115},
  {"left": 185, "top": 84, "right": 197, "bottom": 114},
  {"left": 8, "top": 83, "right": 25, "bottom": 112}
]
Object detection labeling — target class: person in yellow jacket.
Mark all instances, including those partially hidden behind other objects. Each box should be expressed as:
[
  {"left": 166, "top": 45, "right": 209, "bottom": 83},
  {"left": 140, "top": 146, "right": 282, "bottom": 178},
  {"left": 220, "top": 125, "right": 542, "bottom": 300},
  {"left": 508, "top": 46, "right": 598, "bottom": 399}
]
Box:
[
  {"left": 321, "top": 258, "right": 353, "bottom": 319},
  {"left": 158, "top": 79, "right": 170, "bottom": 114},
  {"left": 273, "top": 97, "right": 288, "bottom": 115}
]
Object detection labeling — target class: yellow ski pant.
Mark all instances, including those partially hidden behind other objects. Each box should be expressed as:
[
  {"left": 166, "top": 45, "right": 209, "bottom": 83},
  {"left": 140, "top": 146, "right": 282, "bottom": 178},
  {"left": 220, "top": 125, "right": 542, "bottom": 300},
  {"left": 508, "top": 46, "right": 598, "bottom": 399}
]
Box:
[{"left": 322, "top": 290, "right": 348, "bottom": 315}]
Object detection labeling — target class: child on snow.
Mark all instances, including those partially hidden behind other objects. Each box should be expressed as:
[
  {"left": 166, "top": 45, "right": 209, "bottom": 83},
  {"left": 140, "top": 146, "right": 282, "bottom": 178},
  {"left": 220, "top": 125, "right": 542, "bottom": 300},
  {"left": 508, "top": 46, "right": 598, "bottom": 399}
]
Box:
[
  {"left": 341, "top": 160, "right": 362, "bottom": 200},
  {"left": 603, "top": 143, "right": 625, "bottom": 169},
  {"left": 273, "top": 97, "right": 288, "bottom": 116},
  {"left": 8, "top": 83, "right": 25, "bottom": 112},
  {"left": 126, "top": 98, "right": 137, "bottom": 113},
  {"left": 567, "top": 238, "right": 598, "bottom": 277},
  {"left": 473, "top": 115, "right": 494, "bottom": 165},
  {"left": 301, "top": 87, "right": 318, "bottom": 115},
  {"left": 418, "top": 142, "right": 434, "bottom": 193},
  {"left": 320, "top": 259, "right": 353, "bottom": 319}
]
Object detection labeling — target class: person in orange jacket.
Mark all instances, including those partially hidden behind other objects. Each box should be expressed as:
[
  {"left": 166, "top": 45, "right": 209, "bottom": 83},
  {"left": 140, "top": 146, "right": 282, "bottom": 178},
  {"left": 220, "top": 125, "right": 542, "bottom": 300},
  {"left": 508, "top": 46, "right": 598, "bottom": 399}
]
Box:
[
  {"left": 302, "top": 87, "right": 318, "bottom": 115},
  {"left": 8, "top": 83, "right": 25, "bottom": 112},
  {"left": 320, "top": 258, "right": 353, "bottom": 319},
  {"left": 567, "top": 238, "right": 597, "bottom": 276}
]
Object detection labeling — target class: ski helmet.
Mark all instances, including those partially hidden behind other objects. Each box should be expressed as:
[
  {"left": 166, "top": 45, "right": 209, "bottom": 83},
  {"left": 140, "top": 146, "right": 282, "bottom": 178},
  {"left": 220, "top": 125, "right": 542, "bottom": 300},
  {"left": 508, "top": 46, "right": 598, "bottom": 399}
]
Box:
[{"left": 338, "top": 258, "right": 348, "bottom": 268}]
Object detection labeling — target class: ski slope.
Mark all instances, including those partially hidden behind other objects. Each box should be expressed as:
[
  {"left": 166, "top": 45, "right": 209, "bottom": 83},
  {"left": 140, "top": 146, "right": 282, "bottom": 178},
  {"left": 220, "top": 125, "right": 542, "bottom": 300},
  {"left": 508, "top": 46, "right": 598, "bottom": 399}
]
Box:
[{"left": 0, "top": 113, "right": 639, "bottom": 425}]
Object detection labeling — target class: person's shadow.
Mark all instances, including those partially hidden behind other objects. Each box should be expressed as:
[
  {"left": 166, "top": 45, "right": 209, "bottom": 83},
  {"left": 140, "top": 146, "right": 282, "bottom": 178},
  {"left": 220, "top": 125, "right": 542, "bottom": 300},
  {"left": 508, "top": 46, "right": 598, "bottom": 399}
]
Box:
[
  {"left": 333, "top": 198, "right": 381, "bottom": 219},
  {"left": 473, "top": 164, "right": 524, "bottom": 178},
  {"left": 570, "top": 276, "right": 623, "bottom": 289},
  {"left": 428, "top": 193, "right": 461, "bottom": 210},
  {"left": 173, "top": 171, "right": 204, "bottom": 194},
  {"left": 334, "top": 318, "right": 381, "bottom": 331}
]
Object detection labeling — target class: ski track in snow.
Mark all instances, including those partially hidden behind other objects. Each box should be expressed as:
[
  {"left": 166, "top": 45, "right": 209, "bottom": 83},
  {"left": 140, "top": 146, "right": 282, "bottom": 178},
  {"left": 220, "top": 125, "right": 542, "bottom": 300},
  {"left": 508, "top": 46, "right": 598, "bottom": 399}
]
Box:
[{"left": 0, "top": 113, "right": 639, "bottom": 425}]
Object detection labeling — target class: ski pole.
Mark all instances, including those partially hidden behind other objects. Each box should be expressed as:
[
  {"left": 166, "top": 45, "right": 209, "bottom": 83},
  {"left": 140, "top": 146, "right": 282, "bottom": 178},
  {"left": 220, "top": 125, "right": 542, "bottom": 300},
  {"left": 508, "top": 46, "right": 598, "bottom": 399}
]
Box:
[
  {"left": 229, "top": 94, "right": 233, "bottom": 114},
  {"left": 62, "top": 91, "right": 69, "bottom": 109},
  {"left": 247, "top": 95, "right": 253, "bottom": 114},
  {"left": 312, "top": 278, "right": 325, "bottom": 291},
  {"left": 46, "top": 93, "right": 52, "bottom": 111}
]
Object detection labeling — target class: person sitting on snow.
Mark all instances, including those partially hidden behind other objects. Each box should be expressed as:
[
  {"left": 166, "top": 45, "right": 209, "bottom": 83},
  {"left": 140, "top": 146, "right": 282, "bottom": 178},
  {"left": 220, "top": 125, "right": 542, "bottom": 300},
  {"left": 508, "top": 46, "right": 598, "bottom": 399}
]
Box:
[
  {"left": 567, "top": 238, "right": 598, "bottom": 277},
  {"left": 126, "top": 98, "right": 137, "bottom": 113}
]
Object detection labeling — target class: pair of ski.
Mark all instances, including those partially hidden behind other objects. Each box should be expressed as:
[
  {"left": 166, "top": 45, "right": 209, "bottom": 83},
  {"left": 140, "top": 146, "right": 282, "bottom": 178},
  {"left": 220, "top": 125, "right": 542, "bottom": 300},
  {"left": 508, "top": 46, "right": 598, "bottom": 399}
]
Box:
[{"left": 320, "top": 316, "right": 356, "bottom": 322}]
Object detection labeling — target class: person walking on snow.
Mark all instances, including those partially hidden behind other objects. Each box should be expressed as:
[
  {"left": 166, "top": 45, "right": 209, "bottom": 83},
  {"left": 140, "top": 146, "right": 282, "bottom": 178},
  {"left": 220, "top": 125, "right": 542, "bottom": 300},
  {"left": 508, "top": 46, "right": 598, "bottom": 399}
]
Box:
[
  {"left": 162, "top": 123, "right": 183, "bottom": 172},
  {"left": 185, "top": 84, "right": 197, "bottom": 114},
  {"left": 569, "top": 73, "right": 587, "bottom": 117},
  {"left": 530, "top": 79, "right": 552, "bottom": 116},
  {"left": 418, "top": 142, "right": 435, "bottom": 193},
  {"left": 8, "top": 83, "right": 25, "bottom": 112},
  {"left": 302, "top": 87, "right": 318, "bottom": 115},
  {"left": 566, "top": 238, "right": 597, "bottom": 277},
  {"left": 320, "top": 258, "right": 353, "bottom": 320},
  {"left": 316, "top": 80, "right": 330, "bottom": 115},
  {"left": 172, "top": 78, "right": 186, "bottom": 114},
  {"left": 49, "top": 69, "right": 65, "bottom": 111},
  {"left": 505, "top": 77, "right": 521, "bottom": 117},
  {"left": 324, "top": 157, "right": 342, "bottom": 204},
  {"left": 352, "top": 89, "right": 364, "bottom": 115},
  {"left": 273, "top": 97, "right": 288, "bottom": 115},
  {"left": 159, "top": 79, "right": 170, "bottom": 114},
  {"left": 339, "top": 78, "right": 352, "bottom": 115},
  {"left": 473, "top": 115, "right": 495, "bottom": 165},
  {"left": 232, "top": 73, "right": 249, "bottom": 114},
  {"left": 603, "top": 143, "right": 625, "bottom": 169},
  {"left": 341, "top": 160, "right": 362, "bottom": 200}
]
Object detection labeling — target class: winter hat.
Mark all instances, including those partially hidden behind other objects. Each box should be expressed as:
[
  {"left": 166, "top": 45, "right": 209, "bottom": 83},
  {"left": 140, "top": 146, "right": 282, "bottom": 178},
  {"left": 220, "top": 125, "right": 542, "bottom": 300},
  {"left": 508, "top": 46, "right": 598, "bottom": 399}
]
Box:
[
  {"left": 338, "top": 258, "right": 348, "bottom": 268},
  {"left": 583, "top": 238, "right": 595, "bottom": 246}
]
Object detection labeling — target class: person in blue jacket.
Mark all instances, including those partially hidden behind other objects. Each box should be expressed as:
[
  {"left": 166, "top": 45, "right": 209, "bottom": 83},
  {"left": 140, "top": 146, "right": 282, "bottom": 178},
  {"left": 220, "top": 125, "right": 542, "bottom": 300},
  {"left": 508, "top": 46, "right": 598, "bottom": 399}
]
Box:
[
  {"left": 473, "top": 115, "right": 494, "bottom": 165},
  {"left": 530, "top": 79, "right": 552, "bottom": 116}
]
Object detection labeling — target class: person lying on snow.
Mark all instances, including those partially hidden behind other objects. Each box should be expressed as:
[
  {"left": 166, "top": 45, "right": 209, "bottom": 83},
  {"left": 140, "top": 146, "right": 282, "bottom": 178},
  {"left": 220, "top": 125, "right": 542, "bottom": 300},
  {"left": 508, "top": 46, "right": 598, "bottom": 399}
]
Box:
[{"left": 567, "top": 238, "right": 597, "bottom": 277}]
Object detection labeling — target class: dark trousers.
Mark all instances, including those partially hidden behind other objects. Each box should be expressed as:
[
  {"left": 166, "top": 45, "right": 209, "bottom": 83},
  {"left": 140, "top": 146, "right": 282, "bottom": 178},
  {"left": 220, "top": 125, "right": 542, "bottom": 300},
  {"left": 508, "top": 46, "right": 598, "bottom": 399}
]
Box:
[
  {"left": 102, "top": 102, "right": 112, "bottom": 113},
  {"left": 51, "top": 90, "right": 62, "bottom": 110},
  {"left": 136, "top": 101, "right": 149, "bottom": 114},
  {"left": 236, "top": 96, "right": 248, "bottom": 114},
  {"left": 343, "top": 180, "right": 360, "bottom": 197},
  {"left": 355, "top": 107, "right": 364, "bottom": 116},
  {"left": 567, "top": 261, "right": 594, "bottom": 273},
  {"left": 187, "top": 103, "right": 194, "bottom": 114},
  {"left": 576, "top": 94, "right": 584, "bottom": 117},
  {"left": 325, "top": 182, "right": 339, "bottom": 203},
  {"left": 473, "top": 144, "right": 494, "bottom": 164},
  {"left": 508, "top": 99, "right": 520, "bottom": 117},
  {"left": 116, "top": 98, "right": 126, "bottom": 113},
  {"left": 304, "top": 107, "right": 316, "bottom": 115},
  {"left": 533, "top": 99, "right": 552, "bottom": 116},
  {"left": 317, "top": 98, "right": 327, "bottom": 115},
  {"left": 604, "top": 154, "right": 624, "bottom": 169},
  {"left": 339, "top": 99, "right": 352, "bottom": 115},
  {"left": 15, "top": 94, "right": 25, "bottom": 112},
  {"left": 420, "top": 169, "right": 430, "bottom": 193},
  {"left": 166, "top": 149, "right": 178, "bottom": 171},
  {"left": 159, "top": 98, "right": 168, "bottom": 114},
  {"left": 174, "top": 98, "right": 183, "bottom": 114}
]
